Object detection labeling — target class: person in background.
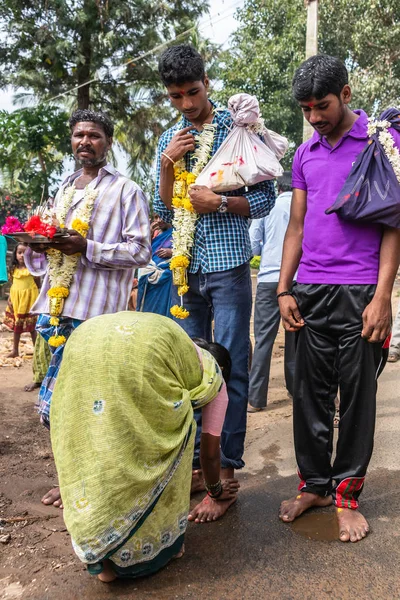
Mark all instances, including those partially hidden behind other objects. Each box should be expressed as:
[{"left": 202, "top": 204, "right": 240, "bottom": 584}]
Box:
[
  {"left": 137, "top": 214, "right": 173, "bottom": 316},
  {"left": 388, "top": 302, "right": 400, "bottom": 362},
  {"left": 3, "top": 243, "right": 38, "bottom": 357},
  {"left": 247, "top": 173, "right": 296, "bottom": 413}
]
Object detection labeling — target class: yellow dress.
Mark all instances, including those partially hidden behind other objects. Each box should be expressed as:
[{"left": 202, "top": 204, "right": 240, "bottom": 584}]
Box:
[{"left": 4, "top": 268, "right": 38, "bottom": 333}]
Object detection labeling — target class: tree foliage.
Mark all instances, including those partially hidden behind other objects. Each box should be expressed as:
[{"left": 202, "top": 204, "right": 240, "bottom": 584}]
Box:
[
  {"left": 0, "top": 107, "right": 70, "bottom": 216},
  {"left": 0, "top": 0, "right": 214, "bottom": 189},
  {"left": 217, "top": 0, "right": 400, "bottom": 165}
]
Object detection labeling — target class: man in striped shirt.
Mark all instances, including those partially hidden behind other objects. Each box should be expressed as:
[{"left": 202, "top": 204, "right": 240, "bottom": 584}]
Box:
[{"left": 25, "top": 109, "right": 151, "bottom": 506}]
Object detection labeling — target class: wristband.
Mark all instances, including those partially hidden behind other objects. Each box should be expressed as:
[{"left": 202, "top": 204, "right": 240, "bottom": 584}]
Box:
[{"left": 277, "top": 291, "right": 293, "bottom": 299}]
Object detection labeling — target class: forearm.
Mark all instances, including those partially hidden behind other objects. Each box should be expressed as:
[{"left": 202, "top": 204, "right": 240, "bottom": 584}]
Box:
[
  {"left": 82, "top": 238, "right": 151, "bottom": 270},
  {"left": 375, "top": 226, "right": 400, "bottom": 300},
  {"left": 159, "top": 157, "right": 175, "bottom": 210},
  {"left": 227, "top": 195, "right": 250, "bottom": 217},
  {"left": 277, "top": 227, "right": 303, "bottom": 293},
  {"left": 200, "top": 433, "right": 221, "bottom": 486}
]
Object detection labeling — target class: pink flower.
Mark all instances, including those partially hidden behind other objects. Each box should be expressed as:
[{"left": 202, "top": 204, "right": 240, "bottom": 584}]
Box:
[{"left": 1, "top": 216, "right": 24, "bottom": 235}]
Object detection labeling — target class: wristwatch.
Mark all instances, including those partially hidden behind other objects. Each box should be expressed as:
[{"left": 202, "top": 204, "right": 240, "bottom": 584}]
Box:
[{"left": 217, "top": 195, "right": 228, "bottom": 213}]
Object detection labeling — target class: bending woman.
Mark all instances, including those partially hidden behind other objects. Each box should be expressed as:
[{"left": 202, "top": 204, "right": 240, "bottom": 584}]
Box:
[{"left": 49, "top": 311, "right": 238, "bottom": 582}]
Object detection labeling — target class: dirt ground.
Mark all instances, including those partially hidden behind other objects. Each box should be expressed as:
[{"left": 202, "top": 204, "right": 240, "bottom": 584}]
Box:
[{"left": 0, "top": 279, "right": 399, "bottom": 600}]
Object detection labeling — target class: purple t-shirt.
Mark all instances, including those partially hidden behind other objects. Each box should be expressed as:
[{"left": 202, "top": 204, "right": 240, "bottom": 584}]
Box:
[{"left": 292, "top": 109, "right": 400, "bottom": 284}]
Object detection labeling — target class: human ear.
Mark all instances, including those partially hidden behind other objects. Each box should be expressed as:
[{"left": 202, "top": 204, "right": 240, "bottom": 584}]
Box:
[{"left": 341, "top": 85, "right": 352, "bottom": 105}]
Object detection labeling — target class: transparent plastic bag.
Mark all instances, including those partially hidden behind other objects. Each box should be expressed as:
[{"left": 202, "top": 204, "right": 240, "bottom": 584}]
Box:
[{"left": 195, "top": 94, "right": 288, "bottom": 192}]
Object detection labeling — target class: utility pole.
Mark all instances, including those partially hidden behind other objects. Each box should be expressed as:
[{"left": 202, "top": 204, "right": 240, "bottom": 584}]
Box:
[{"left": 303, "top": 0, "right": 319, "bottom": 141}]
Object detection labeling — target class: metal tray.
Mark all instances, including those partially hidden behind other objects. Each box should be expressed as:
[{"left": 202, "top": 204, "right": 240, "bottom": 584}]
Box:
[{"left": 9, "top": 232, "right": 70, "bottom": 244}]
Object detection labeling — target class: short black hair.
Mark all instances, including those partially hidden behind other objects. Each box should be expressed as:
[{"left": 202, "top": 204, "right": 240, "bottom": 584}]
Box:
[
  {"left": 69, "top": 109, "right": 114, "bottom": 138},
  {"left": 191, "top": 338, "right": 232, "bottom": 384},
  {"left": 292, "top": 54, "right": 348, "bottom": 102},
  {"left": 277, "top": 171, "right": 292, "bottom": 193},
  {"left": 158, "top": 44, "right": 205, "bottom": 87}
]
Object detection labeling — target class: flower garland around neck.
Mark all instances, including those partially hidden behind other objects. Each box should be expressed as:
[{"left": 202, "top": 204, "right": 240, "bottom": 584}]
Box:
[
  {"left": 170, "top": 122, "right": 216, "bottom": 319},
  {"left": 46, "top": 183, "right": 98, "bottom": 347},
  {"left": 367, "top": 117, "right": 400, "bottom": 184}
]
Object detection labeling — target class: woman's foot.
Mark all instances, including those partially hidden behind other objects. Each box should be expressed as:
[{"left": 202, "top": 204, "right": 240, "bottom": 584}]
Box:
[
  {"left": 98, "top": 559, "right": 117, "bottom": 583},
  {"left": 191, "top": 469, "right": 206, "bottom": 494},
  {"left": 247, "top": 404, "right": 264, "bottom": 413},
  {"left": 279, "top": 491, "right": 332, "bottom": 522},
  {"left": 7, "top": 351, "right": 18, "bottom": 358},
  {"left": 188, "top": 495, "right": 237, "bottom": 523},
  {"left": 41, "top": 487, "right": 63, "bottom": 509},
  {"left": 174, "top": 544, "right": 185, "bottom": 559},
  {"left": 24, "top": 381, "right": 41, "bottom": 392},
  {"left": 336, "top": 507, "right": 369, "bottom": 542}
]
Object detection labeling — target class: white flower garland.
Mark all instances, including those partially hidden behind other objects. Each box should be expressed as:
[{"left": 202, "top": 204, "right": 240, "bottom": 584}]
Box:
[{"left": 367, "top": 117, "right": 400, "bottom": 184}]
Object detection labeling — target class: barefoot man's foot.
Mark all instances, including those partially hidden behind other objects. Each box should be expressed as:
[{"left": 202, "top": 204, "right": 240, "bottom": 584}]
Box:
[
  {"left": 41, "top": 487, "right": 63, "bottom": 509},
  {"left": 24, "top": 381, "right": 41, "bottom": 392},
  {"left": 279, "top": 492, "right": 332, "bottom": 523},
  {"left": 98, "top": 559, "right": 117, "bottom": 583},
  {"left": 188, "top": 495, "right": 237, "bottom": 523},
  {"left": 174, "top": 544, "right": 185, "bottom": 559},
  {"left": 191, "top": 469, "right": 206, "bottom": 495},
  {"left": 336, "top": 507, "right": 369, "bottom": 542}
]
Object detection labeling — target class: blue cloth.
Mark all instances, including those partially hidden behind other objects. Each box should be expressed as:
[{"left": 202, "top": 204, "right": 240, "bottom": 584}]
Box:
[
  {"left": 171, "top": 262, "right": 252, "bottom": 470},
  {"left": 137, "top": 229, "right": 173, "bottom": 317},
  {"left": 36, "top": 314, "right": 83, "bottom": 427},
  {"left": 249, "top": 191, "right": 293, "bottom": 283},
  {"left": 0, "top": 236, "right": 7, "bottom": 285},
  {"left": 326, "top": 107, "right": 400, "bottom": 228},
  {"left": 153, "top": 100, "right": 276, "bottom": 274}
]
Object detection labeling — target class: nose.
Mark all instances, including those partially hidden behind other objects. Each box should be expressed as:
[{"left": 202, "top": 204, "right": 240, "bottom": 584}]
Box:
[
  {"left": 182, "top": 97, "right": 194, "bottom": 111},
  {"left": 308, "top": 109, "right": 321, "bottom": 124},
  {"left": 80, "top": 135, "right": 92, "bottom": 147}
]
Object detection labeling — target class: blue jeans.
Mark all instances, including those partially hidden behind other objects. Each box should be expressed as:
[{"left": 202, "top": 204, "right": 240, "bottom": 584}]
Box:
[{"left": 171, "top": 262, "right": 252, "bottom": 470}]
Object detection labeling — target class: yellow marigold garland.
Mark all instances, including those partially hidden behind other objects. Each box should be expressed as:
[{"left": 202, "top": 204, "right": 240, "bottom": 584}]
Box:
[
  {"left": 48, "top": 335, "right": 67, "bottom": 347},
  {"left": 169, "top": 122, "right": 216, "bottom": 319}
]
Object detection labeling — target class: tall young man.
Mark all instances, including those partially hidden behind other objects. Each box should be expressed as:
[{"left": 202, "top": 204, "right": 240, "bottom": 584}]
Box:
[
  {"left": 277, "top": 55, "right": 400, "bottom": 542},
  {"left": 26, "top": 109, "right": 151, "bottom": 507},
  {"left": 154, "top": 45, "right": 276, "bottom": 522}
]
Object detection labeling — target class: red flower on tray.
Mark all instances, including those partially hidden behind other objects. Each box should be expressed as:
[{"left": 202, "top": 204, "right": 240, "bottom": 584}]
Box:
[{"left": 24, "top": 215, "right": 57, "bottom": 239}]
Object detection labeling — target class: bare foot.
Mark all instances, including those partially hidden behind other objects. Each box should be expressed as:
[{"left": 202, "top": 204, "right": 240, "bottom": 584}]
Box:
[
  {"left": 336, "top": 507, "right": 369, "bottom": 542},
  {"left": 191, "top": 469, "right": 205, "bottom": 495},
  {"left": 188, "top": 495, "right": 237, "bottom": 523},
  {"left": 41, "top": 487, "right": 63, "bottom": 509},
  {"left": 24, "top": 381, "right": 41, "bottom": 392},
  {"left": 279, "top": 492, "right": 332, "bottom": 523},
  {"left": 174, "top": 544, "right": 185, "bottom": 559},
  {"left": 7, "top": 351, "right": 18, "bottom": 358},
  {"left": 98, "top": 559, "right": 117, "bottom": 583}
]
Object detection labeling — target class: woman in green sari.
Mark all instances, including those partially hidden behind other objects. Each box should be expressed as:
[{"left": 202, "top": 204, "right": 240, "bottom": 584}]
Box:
[{"left": 50, "top": 311, "right": 238, "bottom": 582}]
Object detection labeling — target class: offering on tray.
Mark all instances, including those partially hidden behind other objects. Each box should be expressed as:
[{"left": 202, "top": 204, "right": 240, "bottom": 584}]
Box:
[{"left": 1, "top": 214, "right": 70, "bottom": 244}]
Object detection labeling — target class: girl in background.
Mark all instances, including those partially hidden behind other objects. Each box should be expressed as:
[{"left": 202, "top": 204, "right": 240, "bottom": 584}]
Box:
[{"left": 3, "top": 243, "right": 38, "bottom": 357}]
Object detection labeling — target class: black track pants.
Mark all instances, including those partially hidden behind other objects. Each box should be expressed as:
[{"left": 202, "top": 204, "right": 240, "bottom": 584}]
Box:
[{"left": 292, "top": 284, "right": 385, "bottom": 509}]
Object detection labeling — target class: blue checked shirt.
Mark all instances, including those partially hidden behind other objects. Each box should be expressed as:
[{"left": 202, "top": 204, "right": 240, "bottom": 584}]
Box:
[{"left": 153, "top": 100, "right": 276, "bottom": 273}]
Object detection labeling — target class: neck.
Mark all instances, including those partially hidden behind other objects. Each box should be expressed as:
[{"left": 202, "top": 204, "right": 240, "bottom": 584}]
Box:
[
  {"left": 188, "top": 100, "right": 213, "bottom": 129},
  {"left": 81, "top": 160, "right": 107, "bottom": 180},
  {"left": 325, "top": 107, "right": 358, "bottom": 145}
]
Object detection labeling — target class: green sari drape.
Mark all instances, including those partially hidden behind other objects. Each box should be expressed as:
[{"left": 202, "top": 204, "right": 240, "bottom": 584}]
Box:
[{"left": 50, "top": 311, "right": 223, "bottom": 576}]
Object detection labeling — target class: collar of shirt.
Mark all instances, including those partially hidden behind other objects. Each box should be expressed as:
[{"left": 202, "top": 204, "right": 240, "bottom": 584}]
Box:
[
  {"left": 62, "top": 163, "right": 119, "bottom": 188},
  {"left": 309, "top": 109, "right": 368, "bottom": 150}
]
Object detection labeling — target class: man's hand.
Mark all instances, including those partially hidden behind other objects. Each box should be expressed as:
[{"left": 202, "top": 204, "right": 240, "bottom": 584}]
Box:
[
  {"left": 156, "top": 248, "right": 172, "bottom": 259},
  {"left": 188, "top": 185, "right": 221, "bottom": 214},
  {"left": 278, "top": 295, "right": 305, "bottom": 332},
  {"left": 48, "top": 231, "right": 87, "bottom": 255},
  {"left": 163, "top": 126, "right": 195, "bottom": 163},
  {"left": 217, "top": 478, "right": 240, "bottom": 501},
  {"left": 361, "top": 296, "right": 392, "bottom": 343}
]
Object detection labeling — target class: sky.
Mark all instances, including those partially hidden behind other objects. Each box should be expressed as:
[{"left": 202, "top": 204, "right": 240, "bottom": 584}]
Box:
[{"left": 0, "top": 0, "right": 243, "bottom": 176}]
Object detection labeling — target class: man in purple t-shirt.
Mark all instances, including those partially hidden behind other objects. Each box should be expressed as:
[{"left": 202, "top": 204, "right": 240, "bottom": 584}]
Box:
[{"left": 277, "top": 55, "right": 400, "bottom": 543}]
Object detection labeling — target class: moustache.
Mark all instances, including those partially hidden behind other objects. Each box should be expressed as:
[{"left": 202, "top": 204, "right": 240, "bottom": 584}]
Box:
[{"left": 77, "top": 147, "right": 95, "bottom": 154}]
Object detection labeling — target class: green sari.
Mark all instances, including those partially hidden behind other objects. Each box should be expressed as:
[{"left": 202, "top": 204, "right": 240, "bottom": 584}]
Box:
[{"left": 50, "top": 311, "right": 223, "bottom": 577}]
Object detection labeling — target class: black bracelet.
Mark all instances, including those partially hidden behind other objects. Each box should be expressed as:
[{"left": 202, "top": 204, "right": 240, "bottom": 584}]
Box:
[
  {"left": 204, "top": 479, "right": 223, "bottom": 498},
  {"left": 277, "top": 291, "right": 293, "bottom": 299}
]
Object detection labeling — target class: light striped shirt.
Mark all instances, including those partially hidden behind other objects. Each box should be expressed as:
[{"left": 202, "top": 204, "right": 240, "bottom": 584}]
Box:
[{"left": 25, "top": 164, "right": 151, "bottom": 321}]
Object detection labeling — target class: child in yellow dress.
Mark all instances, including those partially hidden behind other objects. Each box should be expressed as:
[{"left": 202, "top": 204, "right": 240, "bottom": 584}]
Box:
[{"left": 4, "top": 243, "right": 39, "bottom": 357}]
